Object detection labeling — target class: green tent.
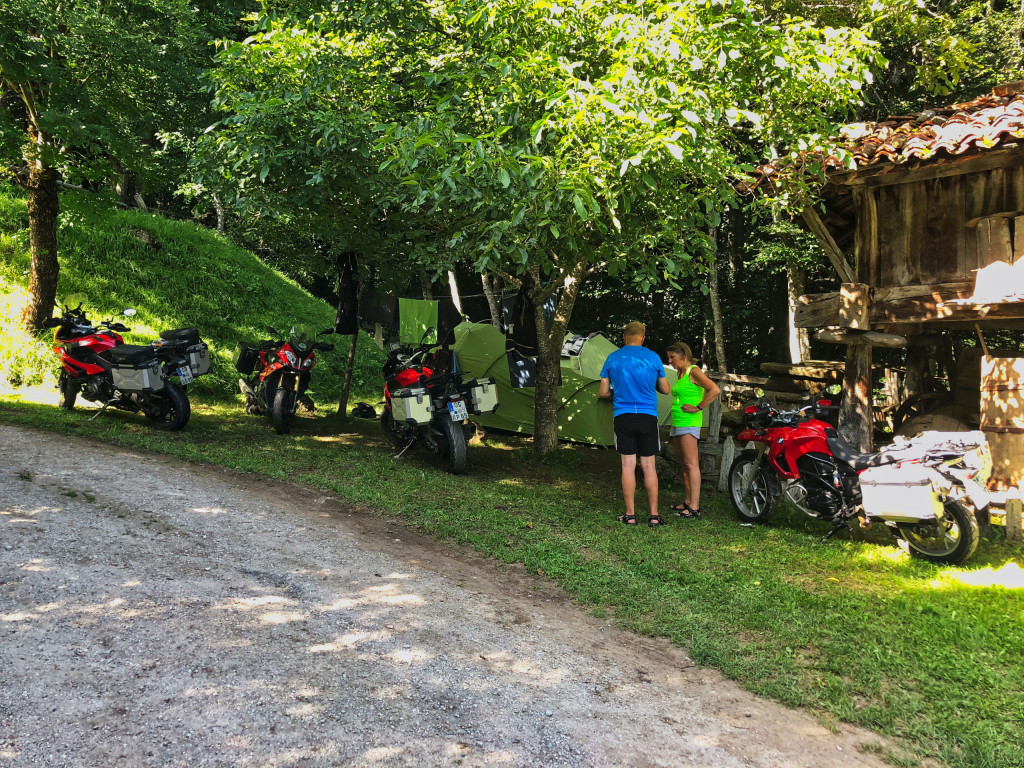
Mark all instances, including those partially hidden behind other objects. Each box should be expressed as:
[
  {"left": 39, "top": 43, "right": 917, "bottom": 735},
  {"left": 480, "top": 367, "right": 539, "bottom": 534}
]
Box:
[{"left": 453, "top": 321, "right": 681, "bottom": 446}]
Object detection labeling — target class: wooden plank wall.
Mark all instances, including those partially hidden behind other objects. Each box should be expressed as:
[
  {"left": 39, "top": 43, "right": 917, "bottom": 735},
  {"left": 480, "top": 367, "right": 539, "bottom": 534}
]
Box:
[{"left": 858, "top": 163, "right": 1024, "bottom": 290}]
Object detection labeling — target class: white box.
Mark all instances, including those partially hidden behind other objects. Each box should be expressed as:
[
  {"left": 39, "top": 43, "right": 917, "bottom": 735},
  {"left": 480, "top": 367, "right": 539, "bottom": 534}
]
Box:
[
  {"left": 465, "top": 378, "right": 499, "bottom": 415},
  {"left": 110, "top": 359, "right": 165, "bottom": 392},
  {"left": 391, "top": 387, "right": 432, "bottom": 425},
  {"left": 185, "top": 342, "right": 211, "bottom": 376},
  {"left": 859, "top": 463, "right": 944, "bottom": 522}
]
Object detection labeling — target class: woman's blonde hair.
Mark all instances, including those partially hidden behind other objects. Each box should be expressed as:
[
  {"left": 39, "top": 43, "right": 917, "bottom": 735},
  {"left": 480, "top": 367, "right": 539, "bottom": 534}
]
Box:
[{"left": 666, "top": 342, "right": 692, "bottom": 360}]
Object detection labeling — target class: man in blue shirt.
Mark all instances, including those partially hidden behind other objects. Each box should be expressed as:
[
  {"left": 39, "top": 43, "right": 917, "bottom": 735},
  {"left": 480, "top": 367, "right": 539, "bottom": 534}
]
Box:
[{"left": 599, "top": 321, "right": 670, "bottom": 526}]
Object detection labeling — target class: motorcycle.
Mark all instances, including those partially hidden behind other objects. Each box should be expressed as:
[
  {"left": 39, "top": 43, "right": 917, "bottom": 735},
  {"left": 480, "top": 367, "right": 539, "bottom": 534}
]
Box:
[
  {"left": 379, "top": 328, "right": 498, "bottom": 474},
  {"left": 235, "top": 324, "right": 334, "bottom": 434},
  {"left": 43, "top": 298, "right": 209, "bottom": 431},
  {"left": 727, "top": 398, "right": 989, "bottom": 565}
]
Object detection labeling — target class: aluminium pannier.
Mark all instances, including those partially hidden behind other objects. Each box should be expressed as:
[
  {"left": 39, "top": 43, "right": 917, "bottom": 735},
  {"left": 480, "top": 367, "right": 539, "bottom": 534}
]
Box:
[{"left": 391, "top": 387, "right": 432, "bottom": 425}]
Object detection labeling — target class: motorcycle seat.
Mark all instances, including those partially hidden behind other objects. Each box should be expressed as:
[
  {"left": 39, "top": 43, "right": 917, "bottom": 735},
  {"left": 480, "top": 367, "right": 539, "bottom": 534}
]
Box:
[
  {"left": 160, "top": 327, "right": 201, "bottom": 345},
  {"left": 825, "top": 427, "right": 898, "bottom": 471},
  {"left": 105, "top": 344, "right": 158, "bottom": 366}
]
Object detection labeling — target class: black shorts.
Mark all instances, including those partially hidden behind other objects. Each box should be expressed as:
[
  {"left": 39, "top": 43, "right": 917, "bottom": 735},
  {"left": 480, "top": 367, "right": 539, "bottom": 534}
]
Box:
[{"left": 613, "top": 414, "right": 660, "bottom": 457}]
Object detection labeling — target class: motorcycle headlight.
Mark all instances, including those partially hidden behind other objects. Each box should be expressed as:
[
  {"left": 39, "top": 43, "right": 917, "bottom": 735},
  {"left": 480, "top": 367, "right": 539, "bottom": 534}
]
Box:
[
  {"left": 303, "top": 357, "right": 314, "bottom": 369},
  {"left": 283, "top": 350, "right": 298, "bottom": 367}
]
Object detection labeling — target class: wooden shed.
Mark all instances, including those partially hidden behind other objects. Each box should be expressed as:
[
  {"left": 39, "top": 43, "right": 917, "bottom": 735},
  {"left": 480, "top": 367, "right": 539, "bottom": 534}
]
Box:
[{"left": 748, "top": 82, "right": 1024, "bottom": 493}]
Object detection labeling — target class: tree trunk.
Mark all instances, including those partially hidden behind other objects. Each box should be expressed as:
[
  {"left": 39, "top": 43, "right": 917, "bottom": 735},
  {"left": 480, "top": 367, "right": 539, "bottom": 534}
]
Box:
[
  {"left": 839, "top": 343, "right": 873, "bottom": 453},
  {"left": 337, "top": 332, "right": 359, "bottom": 416},
  {"left": 482, "top": 272, "right": 501, "bottom": 329},
  {"left": 786, "top": 259, "right": 811, "bottom": 364},
  {"left": 447, "top": 270, "right": 463, "bottom": 314},
  {"left": 23, "top": 162, "right": 60, "bottom": 331},
  {"left": 528, "top": 263, "right": 586, "bottom": 455},
  {"left": 706, "top": 229, "right": 728, "bottom": 374},
  {"left": 213, "top": 194, "right": 226, "bottom": 233},
  {"left": 419, "top": 272, "right": 434, "bottom": 300},
  {"left": 116, "top": 170, "right": 137, "bottom": 208}
]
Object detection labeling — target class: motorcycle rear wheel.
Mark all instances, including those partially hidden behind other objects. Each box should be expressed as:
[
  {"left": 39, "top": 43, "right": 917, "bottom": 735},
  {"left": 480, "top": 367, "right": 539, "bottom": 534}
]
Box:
[
  {"left": 146, "top": 381, "right": 190, "bottom": 431},
  {"left": 433, "top": 415, "right": 467, "bottom": 475},
  {"left": 894, "top": 499, "right": 979, "bottom": 565},
  {"left": 272, "top": 388, "right": 297, "bottom": 435},
  {"left": 728, "top": 451, "right": 779, "bottom": 523},
  {"left": 57, "top": 372, "right": 77, "bottom": 410}
]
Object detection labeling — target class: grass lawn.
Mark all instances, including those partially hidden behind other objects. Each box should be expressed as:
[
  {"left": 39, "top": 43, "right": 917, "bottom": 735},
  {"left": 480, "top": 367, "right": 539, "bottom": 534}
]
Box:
[{"left": 2, "top": 390, "right": 1022, "bottom": 768}]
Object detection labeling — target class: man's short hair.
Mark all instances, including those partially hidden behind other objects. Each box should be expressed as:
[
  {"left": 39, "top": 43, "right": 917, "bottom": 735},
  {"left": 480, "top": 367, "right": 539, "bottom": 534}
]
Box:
[{"left": 623, "top": 321, "right": 646, "bottom": 340}]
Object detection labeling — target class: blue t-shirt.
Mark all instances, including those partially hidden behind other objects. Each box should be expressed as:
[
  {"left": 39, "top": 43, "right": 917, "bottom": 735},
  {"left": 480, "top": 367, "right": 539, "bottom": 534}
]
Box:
[{"left": 600, "top": 345, "right": 665, "bottom": 418}]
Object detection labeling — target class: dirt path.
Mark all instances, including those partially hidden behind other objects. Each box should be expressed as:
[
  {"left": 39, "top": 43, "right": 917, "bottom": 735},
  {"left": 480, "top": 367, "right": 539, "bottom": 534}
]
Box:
[{"left": 0, "top": 424, "right": 890, "bottom": 768}]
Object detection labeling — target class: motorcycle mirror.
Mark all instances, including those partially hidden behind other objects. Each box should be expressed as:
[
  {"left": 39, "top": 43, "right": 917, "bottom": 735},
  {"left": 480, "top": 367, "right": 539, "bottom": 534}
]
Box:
[
  {"left": 266, "top": 326, "right": 279, "bottom": 336},
  {"left": 123, "top": 308, "right": 137, "bottom": 317},
  {"left": 419, "top": 326, "right": 435, "bottom": 344}
]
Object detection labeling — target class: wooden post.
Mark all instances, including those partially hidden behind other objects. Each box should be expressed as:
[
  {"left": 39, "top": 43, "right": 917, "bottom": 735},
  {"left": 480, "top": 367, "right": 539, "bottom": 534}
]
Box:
[
  {"left": 717, "top": 437, "right": 736, "bottom": 493},
  {"left": 1006, "top": 497, "right": 1023, "bottom": 543},
  {"left": 839, "top": 343, "right": 873, "bottom": 452},
  {"left": 904, "top": 344, "right": 928, "bottom": 400},
  {"left": 707, "top": 395, "right": 723, "bottom": 446}
]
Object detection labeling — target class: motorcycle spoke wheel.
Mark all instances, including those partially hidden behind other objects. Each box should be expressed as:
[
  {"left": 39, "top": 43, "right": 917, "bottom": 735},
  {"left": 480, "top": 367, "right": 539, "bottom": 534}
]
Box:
[
  {"left": 895, "top": 500, "right": 979, "bottom": 565},
  {"left": 727, "top": 453, "right": 778, "bottom": 524}
]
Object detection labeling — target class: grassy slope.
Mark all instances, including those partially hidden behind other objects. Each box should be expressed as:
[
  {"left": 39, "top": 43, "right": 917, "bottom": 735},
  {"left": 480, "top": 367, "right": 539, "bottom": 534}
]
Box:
[
  {"left": 2, "top": 186, "right": 1024, "bottom": 768},
  {"left": 0, "top": 186, "right": 383, "bottom": 402}
]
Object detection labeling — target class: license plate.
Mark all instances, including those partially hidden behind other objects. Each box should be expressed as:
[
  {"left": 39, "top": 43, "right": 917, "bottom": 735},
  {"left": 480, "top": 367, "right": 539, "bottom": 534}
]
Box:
[
  {"left": 448, "top": 399, "right": 468, "bottom": 421},
  {"left": 177, "top": 365, "right": 194, "bottom": 385}
]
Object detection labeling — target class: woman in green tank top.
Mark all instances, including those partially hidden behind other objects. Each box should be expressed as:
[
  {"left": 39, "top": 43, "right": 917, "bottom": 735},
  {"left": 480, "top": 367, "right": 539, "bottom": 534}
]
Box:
[{"left": 665, "top": 342, "right": 721, "bottom": 518}]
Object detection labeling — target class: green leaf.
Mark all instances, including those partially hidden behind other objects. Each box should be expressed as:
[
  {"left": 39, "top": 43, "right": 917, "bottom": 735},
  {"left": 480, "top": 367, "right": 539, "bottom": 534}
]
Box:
[
  {"left": 573, "top": 195, "right": 587, "bottom": 220},
  {"left": 498, "top": 168, "right": 510, "bottom": 188}
]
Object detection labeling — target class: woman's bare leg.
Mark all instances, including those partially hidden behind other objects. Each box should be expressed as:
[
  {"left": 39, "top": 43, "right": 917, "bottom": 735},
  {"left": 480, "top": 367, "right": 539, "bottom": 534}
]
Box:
[
  {"left": 673, "top": 435, "right": 690, "bottom": 503},
  {"left": 679, "top": 434, "right": 701, "bottom": 509}
]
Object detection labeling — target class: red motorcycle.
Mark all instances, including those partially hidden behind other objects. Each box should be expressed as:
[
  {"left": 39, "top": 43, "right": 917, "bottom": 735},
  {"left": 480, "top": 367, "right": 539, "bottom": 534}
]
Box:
[
  {"left": 234, "top": 324, "right": 334, "bottom": 434},
  {"left": 379, "top": 328, "right": 498, "bottom": 474},
  {"left": 727, "top": 398, "right": 987, "bottom": 564},
  {"left": 42, "top": 299, "right": 204, "bottom": 430}
]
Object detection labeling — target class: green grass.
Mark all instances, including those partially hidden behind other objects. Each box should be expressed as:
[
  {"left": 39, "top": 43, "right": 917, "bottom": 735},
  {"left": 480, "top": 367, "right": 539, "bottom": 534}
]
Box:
[
  {"left": 2, "top": 184, "right": 1024, "bottom": 768},
  {"left": 0, "top": 183, "right": 384, "bottom": 402}
]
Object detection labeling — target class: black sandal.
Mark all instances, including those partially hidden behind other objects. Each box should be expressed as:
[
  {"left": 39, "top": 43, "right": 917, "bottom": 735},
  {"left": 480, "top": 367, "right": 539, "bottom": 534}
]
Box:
[
  {"left": 617, "top": 514, "right": 638, "bottom": 525},
  {"left": 672, "top": 503, "right": 701, "bottom": 519},
  {"left": 648, "top": 514, "right": 664, "bottom": 527}
]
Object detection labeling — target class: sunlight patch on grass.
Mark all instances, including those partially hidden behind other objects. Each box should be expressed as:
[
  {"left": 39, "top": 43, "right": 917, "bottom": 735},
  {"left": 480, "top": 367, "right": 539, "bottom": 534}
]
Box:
[{"left": 934, "top": 561, "right": 1024, "bottom": 590}]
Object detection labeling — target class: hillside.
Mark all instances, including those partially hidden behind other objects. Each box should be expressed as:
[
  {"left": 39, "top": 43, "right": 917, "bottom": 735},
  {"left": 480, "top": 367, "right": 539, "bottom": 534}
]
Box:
[{"left": 0, "top": 185, "right": 383, "bottom": 405}]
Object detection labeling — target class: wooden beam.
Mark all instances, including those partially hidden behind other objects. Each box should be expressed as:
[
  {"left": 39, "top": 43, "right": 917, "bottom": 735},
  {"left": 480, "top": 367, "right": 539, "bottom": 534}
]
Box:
[
  {"left": 839, "top": 343, "right": 873, "bottom": 452},
  {"left": 873, "top": 281, "right": 974, "bottom": 304},
  {"left": 829, "top": 144, "right": 1024, "bottom": 189},
  {"left": 1006, "top": 497, "right": 1022, "bottom": 544},
  {"left": 760, "top": 360, "right": 845, "bottom": 379},
  {"left": 794, "top": 283, "right": 871, "bottom": 329},
  {"left": 801, "top": 206, "right": 857, "bottom": 283},
  {"left": 815, "top": 329, "right": 908, "bottom": 348}
]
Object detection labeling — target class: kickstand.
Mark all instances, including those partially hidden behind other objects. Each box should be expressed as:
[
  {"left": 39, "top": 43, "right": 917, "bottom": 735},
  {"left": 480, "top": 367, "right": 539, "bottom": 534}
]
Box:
[
  {"left": 393, "top": 440, "right": 415, "bottom": 460},
  {"left": 821, "top": 522, "right": 847, "bottom": 542},
  {"left": 88, "top": 399, "right": 116, "bottom": 422}
]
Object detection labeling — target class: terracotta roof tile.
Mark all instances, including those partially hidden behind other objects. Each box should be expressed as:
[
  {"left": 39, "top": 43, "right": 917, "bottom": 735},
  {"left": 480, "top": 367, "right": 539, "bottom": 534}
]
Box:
[{"left": 746, "top": 82, "right": 1024, "bottom": 191}]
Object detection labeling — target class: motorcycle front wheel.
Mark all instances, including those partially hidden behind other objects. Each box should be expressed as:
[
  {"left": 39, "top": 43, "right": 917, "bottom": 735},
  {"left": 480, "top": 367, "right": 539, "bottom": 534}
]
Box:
[
  {"left": 272, "top": 387, "right": 297, "bottom": 435},
  {"left": 57, "top": 371, "right": 77, "bottom": 410},
  {"left": 894, "top": 499, "right": 979, "bottom": 565},
  {"left": 432, "top": 415, "right": 467, "bottom": 475},
  {"left": 727, "top": 451, "right": 779, "bottom": 523},
  {"left": 145, "top": 381, "right": 190, "bottom": 431}
]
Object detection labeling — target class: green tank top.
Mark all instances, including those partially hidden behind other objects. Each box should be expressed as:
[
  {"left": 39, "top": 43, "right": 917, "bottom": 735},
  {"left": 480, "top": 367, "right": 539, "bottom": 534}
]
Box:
[{"left": 671, "top": 365, "right": 704, "bottom": 428}]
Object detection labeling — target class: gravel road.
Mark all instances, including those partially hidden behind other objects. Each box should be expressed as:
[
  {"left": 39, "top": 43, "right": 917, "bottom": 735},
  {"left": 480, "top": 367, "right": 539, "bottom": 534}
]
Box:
[{"left": 0, "top": 423, "right": 890, "bottom": 767}]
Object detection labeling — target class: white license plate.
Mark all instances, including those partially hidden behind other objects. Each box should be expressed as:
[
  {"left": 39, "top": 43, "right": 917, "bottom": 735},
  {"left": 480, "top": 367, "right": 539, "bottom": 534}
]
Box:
[
  {"left": 177, "top": 365, "right": 194, "bottom": 385},
  {"left": 448, "top": 400, "right": 468, "bottom": 421}
]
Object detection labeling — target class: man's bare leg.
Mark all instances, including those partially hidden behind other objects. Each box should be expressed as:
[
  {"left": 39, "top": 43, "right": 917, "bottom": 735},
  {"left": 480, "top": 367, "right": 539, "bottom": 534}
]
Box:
[
  {"left": 640, "top": 454, "right": 659, "bottom": 517},
  {"left": 620, "top": 453, "right": 638, "bottom": 518}
]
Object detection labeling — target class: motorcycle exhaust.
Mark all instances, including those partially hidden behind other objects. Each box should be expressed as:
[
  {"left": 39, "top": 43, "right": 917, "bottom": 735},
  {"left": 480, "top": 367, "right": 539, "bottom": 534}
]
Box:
[{"left": 238, "top": 378, "right": 257, "bottom": 398}]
